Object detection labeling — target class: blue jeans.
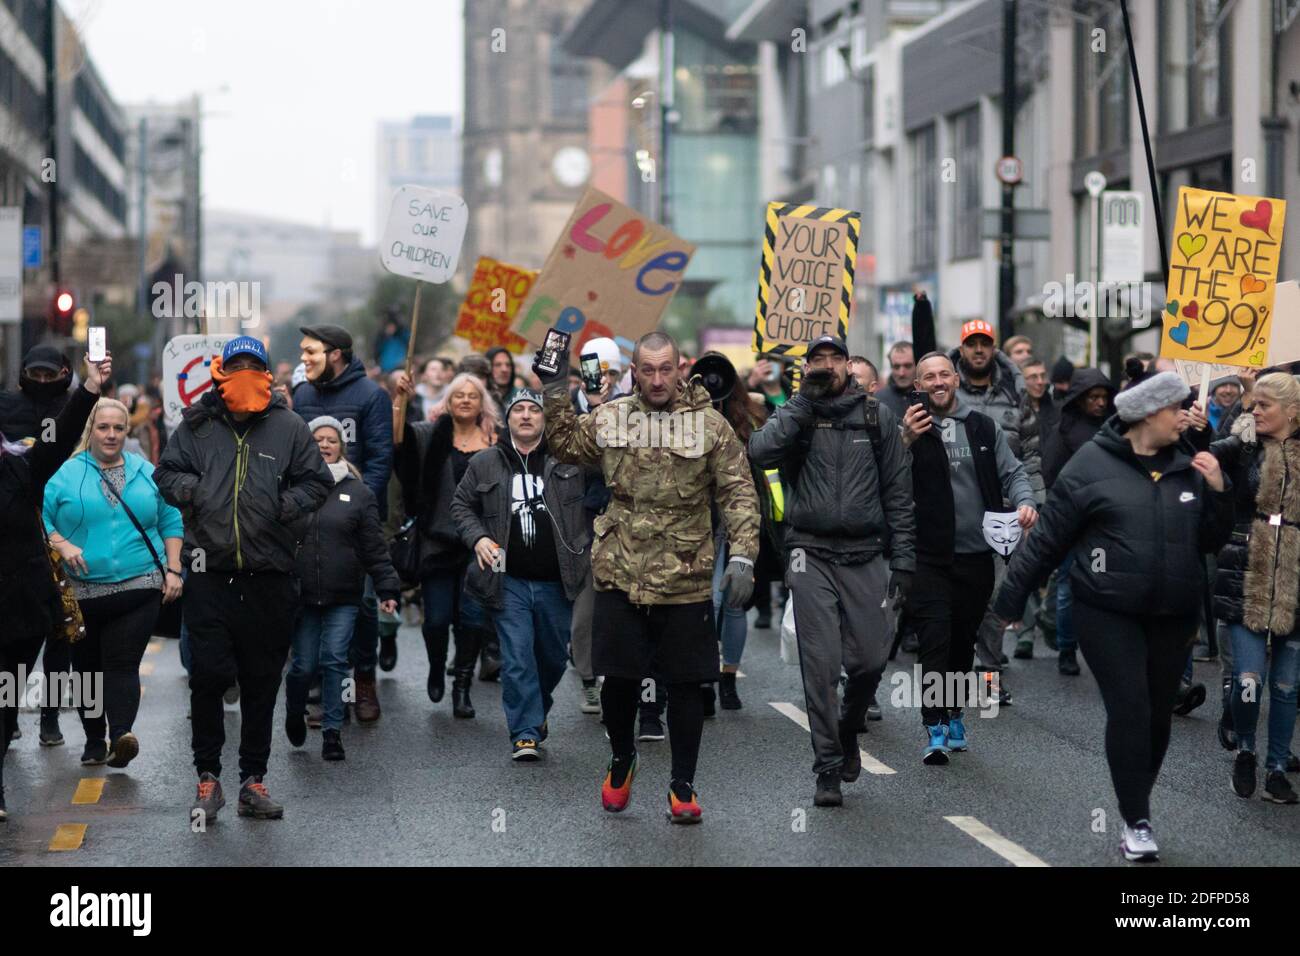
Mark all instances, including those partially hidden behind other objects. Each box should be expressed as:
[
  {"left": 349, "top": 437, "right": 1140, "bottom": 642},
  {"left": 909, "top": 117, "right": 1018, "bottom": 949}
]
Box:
[
  {"left": 496, "top": 576, "right": 572, "bottom": 742},
  {"left": 287, "top": 605, "right": 359, "bottom": 732},
  {"left": 711, "top": 539, "right": 747, "bottom": 668},
  {"left": 1229, "top": 623, "right": 1300, "bottom": 772},
  {"left": 1056, "top": 554, "right": 1075, "bottom": 653},
  {"left": 350, "top": 575, "right": 380, "bottom": 674}
]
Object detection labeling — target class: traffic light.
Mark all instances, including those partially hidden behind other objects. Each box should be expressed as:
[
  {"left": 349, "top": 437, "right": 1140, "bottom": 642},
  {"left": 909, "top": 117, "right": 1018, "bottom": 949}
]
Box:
[
  {"left": 72, "top": 306, "right": 90, "bottom": 343},
  {"left": 50, "top": 287, "right": 76, "bottom": 336}
]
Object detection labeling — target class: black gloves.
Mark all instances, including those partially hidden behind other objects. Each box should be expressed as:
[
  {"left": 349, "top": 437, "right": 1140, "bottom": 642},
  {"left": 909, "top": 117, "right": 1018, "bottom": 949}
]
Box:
[
  {"left": 888, "top": 570, "right": 912, "bottom": 610},
  {"left": 799, "top": 368, "right": 834, "bottom": 401},
  {"left": 531, "top": 346, "right": 571, "bottom": 387}
]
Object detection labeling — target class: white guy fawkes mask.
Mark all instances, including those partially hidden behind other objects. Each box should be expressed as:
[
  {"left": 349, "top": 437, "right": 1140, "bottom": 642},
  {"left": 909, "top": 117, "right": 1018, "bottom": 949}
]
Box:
[{"left": 982, "top": 511, "right": 1021, "bottom": 556}]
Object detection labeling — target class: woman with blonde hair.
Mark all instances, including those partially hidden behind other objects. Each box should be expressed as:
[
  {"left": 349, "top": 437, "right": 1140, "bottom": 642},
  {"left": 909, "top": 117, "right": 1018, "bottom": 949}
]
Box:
[
  {"left": 42, "top": 395, "right": 183, "bottom": 769},
  {"left": 284, "top": 417, "right": 401, "bottom": 761},
  {"left": 1212, "top": 372, "right": 1300, "bottom": 804},
  {"left": 394, "top": 371, "right": 502, "bottom": 716}
]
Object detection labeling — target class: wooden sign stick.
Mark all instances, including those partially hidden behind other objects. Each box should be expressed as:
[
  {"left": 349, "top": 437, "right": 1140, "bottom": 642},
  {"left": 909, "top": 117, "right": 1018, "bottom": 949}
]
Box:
[
  {"left": 392, "top": 282, "right": 423, "bottom": 446},
  {"left": 1197, "top": 361, "right": 1212, "bottom": 411}
]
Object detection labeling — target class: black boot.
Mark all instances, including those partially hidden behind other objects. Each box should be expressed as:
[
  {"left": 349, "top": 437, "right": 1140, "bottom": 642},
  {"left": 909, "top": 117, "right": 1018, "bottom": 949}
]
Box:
[
  {"left": 39, "top": 707, "right": 63, "bottom": 746},
  {"left": 718, "top": 672, "right": 742, "bottom": 710},
  {"left": 452, "top": 666, "right": 476, "bottom": 719},
  {"left": 423, "top": 627, "right": 450, "bottom": 703},
  {"left": 479, "top": 633, "right": 501, "bottom": 682},
  {"left": 700, "top": 683, "right": 716, "bottom": 718}
]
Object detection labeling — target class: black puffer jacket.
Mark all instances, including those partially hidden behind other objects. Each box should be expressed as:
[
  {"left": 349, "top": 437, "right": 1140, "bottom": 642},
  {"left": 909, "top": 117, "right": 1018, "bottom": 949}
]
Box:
[
  {"left": 1211, "top": 427, "right": 1300, "bottom": 628},
  {"left": 294, "top": 472, "right": 401, "bottom": 606},
  {"left": 0, "top": 381, "right": 72, "bottom": 442},
  {"left": 995, "top": 418, "right": 1234, "bottom": 621},
  {"left": 0, "top": 384, "right": 96, "bottom": 647},
  {"left": 154, "top": 390, "right": 332, "bottom": 574},
  {"left": 1040, "top": 368, "right": 1116, "bottom": 489},
  {"left": 748, "top": 381, "right": 915, "bottom": 571}
]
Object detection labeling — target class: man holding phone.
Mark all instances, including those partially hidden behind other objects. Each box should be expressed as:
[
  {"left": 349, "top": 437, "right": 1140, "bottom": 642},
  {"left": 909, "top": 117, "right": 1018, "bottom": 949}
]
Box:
[
  {"left": 536, "top": 330, "right": 759, "bottom": 824},
  {"left": 749, "top": 334, "right": 915, "bottom": 808},
  {"left": 900, "top": 353, "right": 1036, "bottom": 765}
]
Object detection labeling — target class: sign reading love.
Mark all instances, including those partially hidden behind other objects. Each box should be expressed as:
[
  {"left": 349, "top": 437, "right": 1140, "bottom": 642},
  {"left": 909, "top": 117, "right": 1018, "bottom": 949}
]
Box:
[
  {"left": 1161, "top": 187, "right": 1287, "bottom": 367},
  {"left": 510, "top": 186, "right": 695, "bottom": 364}
]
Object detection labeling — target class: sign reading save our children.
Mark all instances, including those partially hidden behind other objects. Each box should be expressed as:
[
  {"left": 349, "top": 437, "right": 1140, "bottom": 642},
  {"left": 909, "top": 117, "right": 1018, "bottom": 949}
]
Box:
[
  {"left": 380, "top": 186, "right": 468, "bottom": 284},
  {"left": 509, "top": 186, "right": 695, "bottom": 360},
  {"left": 1161, "top": 187, "right": 1287, "bottom": 368}
]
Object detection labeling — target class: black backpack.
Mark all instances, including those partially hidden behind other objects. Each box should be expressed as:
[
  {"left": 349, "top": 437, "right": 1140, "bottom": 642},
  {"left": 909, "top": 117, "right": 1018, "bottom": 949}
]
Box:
[{"left": 779, "top": 394, "right": 885, "bottom": 494}]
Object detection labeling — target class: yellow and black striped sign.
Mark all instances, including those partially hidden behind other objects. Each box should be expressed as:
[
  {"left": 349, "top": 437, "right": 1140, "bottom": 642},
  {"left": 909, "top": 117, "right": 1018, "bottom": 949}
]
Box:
[{"left": 752, "top": 202, "right": 860, "bottom": 364}]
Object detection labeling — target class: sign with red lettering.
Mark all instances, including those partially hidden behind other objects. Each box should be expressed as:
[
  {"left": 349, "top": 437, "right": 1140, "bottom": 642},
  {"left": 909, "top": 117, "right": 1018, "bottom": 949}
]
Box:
[
  {"left": 753, "top": 202, "right": 860, "bottom": 358},
  {"left": 162, "top": 333, "right": 234, "bottom": 429},
  {"left": 509, "top": 186, "right": 696, "bottom": 363},
  {"left": 454, "top": 257, "right": 536, "bottom": 353}
]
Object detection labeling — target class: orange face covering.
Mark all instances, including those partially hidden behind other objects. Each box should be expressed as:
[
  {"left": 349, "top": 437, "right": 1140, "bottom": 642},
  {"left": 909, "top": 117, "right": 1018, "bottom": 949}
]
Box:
[{"left": 210, "top": 355, "right": 272, "bottom": 414}]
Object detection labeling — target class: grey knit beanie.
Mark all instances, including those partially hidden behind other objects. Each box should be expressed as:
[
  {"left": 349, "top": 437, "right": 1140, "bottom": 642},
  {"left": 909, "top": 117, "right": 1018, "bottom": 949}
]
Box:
[
  {"left": 307, "top": 415, "right": 347, "bottom": 441},
  {"left": 1114, "top": 371, "right": 1189, "bottom": 423}
]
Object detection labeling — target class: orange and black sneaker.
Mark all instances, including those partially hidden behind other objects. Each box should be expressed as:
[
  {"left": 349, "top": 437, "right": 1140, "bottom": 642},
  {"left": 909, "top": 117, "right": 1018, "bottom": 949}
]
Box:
[
  {"left": 601, "top": 753, "right": 637, "bottom": 812},
  {"left": 667, "top": 779, "right": 702, "bottom": 824}
]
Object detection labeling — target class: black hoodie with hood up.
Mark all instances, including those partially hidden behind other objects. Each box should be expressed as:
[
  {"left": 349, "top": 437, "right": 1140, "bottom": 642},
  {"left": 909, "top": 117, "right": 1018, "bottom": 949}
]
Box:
[{"left": 1040, "top": 367, "right": 1117, "bottom": 489}]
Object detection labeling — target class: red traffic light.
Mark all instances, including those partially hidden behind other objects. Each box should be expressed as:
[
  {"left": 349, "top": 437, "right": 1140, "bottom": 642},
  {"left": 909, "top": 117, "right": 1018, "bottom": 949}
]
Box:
[{"left": 56, "top": 291, "right": 74, "bottom": 314}]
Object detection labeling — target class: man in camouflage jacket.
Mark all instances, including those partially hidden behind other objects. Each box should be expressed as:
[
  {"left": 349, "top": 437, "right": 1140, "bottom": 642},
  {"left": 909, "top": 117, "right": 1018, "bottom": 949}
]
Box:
[{"left": 536, "top": 331, "right": 759, "bottom": 823}]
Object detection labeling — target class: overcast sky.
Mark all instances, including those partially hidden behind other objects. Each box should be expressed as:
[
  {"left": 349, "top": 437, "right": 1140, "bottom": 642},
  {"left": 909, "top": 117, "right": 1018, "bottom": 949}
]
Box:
[{"left": 79, "top": 0, "right": 463, "bottom": 245}]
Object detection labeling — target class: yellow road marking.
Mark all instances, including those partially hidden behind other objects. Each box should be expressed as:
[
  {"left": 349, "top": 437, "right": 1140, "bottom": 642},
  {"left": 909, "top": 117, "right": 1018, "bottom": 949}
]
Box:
[
  {"left": 72, "top": 778, "right": 104, "bottom": 805},
  {"left": 49, "top": 823, "right": 87, "bottom": 851}
]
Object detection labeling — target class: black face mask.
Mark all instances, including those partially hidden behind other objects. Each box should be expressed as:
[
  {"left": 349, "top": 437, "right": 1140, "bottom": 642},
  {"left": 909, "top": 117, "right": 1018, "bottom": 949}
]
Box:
[{"left": 20, "top": 372, "right": 71, "bottom": 402}]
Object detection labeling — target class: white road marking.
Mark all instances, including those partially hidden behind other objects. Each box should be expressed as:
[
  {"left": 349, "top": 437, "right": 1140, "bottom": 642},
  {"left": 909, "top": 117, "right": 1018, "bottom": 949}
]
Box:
[
  {"left": 944, "top": 815, "right": 1049, "bottom": 867},
  {"left": 769, "top": 702, "right": 896, "bottom": 775}
]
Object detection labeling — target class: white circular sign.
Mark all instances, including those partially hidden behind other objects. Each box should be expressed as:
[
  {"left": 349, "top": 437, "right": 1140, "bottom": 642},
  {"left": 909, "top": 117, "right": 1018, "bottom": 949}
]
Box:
[
  {"left": 995, "top": 155, "right": 1023, "bottom": 185},
  {"left": 1085, "top": 170, "right": 1108, "bottom": 197},
  {"left": 552, "top": 146, "right": 590, "bottom": 188}
]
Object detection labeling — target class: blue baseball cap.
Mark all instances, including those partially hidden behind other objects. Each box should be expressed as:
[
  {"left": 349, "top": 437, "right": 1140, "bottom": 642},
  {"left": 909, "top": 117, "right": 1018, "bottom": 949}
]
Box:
[{"left": 222, "top": 336, "right": 269, "bottom": 368}]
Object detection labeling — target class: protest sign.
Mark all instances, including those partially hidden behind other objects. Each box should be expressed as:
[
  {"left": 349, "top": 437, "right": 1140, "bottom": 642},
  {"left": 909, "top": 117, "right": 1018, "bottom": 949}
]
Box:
[
  {"left": 1161, "top": 187, "right": 1287, "bottom": 368},
  {"left": 162, "top": 334, "right": 234, "bottom": 428},
  {"left": 1265, "top": 279, "right": 1300, "bottom": 367},
  {"left": 509, "top": 186, "right": 695, "bottom": 363},
  {"left": 454, "top": 257, "right": 536, "bottom": 353},
  {"left": 380, "top": 186, "right": 468, "bottom": 284},
  {"left": 752, "top": 202, "right": 860, "bottom": 360}
]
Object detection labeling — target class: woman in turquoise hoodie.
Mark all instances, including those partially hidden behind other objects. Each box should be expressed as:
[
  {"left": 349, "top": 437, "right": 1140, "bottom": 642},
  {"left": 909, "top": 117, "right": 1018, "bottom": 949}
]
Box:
[{"left": 43, "top": 398, "right": 184, "bottom": 769}]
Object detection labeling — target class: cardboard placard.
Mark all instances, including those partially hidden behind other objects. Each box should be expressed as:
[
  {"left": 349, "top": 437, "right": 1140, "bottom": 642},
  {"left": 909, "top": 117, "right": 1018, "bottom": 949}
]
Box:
[
  {"left": 509, "top": 186, "right": 695, "bottom": 363},
  {"left": 453, "top": 257, "right": 537, "bottom": 354},
  {"left": 162, "top": 334, "right": 234, "bottom": 428},
  {"left": 1265, "top": 279, "right": 1300, "bottom": 367},
  {"left": 380, "top": 185, "right": 468, "bottom": 284},
  {"left": 1161, "top": 187, "right": 1287, "bottom": 368},
  {"left": 752, "top": 202, "right": 860, "bottom": 359}
]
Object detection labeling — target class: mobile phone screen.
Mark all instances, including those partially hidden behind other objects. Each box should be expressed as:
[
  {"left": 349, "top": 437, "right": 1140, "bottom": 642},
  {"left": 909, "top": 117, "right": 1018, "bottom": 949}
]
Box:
[
  {"left": 579, "top": 353, "right": 603, "bottom": 392},
  {"left": 88, "top": 327, "right": 107, "bottom": 362},
  {"left": 537, "top": 328, "right": 571, "bottom": 375}
]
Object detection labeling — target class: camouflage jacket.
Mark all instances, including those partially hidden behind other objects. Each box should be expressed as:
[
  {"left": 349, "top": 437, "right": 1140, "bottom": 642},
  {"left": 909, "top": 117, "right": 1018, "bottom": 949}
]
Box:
[{"left": 544, "top": 379, "right": 760, "bottom": 604}]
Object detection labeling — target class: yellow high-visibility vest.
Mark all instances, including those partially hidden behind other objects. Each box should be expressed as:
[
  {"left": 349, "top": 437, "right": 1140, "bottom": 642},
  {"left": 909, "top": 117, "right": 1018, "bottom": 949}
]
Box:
[{"left": 765, "top": 469, "right": 784, "bottom": 522}]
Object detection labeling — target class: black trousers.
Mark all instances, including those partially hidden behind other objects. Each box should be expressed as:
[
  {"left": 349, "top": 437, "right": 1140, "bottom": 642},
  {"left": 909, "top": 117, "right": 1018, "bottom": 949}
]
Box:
[
  {"left": 1074, "top": 600, "right": 1196, "bottom": 827},
  {"left": 72, "top": 588, "right": 160, "bottom": 742},
  {"left": 1, "top": 634, "right": 44, "bottom": 767},
  {"left": 185, "top": 571, "right": 296, "bottom": 779},
  {"left": 910, "top": 553, "right": 995, "bottom": 726}
]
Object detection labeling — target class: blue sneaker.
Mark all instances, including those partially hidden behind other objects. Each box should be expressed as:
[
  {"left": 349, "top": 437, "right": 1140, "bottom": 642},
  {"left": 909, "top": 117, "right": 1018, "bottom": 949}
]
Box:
[
  {"left": 947, "top": 712, "right": 968, "bottom": 752},
  {"left": 923, "top": 724, "right": 950, "bottom": 765}
]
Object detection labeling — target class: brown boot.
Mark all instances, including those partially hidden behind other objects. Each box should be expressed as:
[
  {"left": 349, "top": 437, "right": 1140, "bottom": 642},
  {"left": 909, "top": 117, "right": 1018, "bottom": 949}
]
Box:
[{"left": 354, "top": 672, "right": 381, "bottom": 723}]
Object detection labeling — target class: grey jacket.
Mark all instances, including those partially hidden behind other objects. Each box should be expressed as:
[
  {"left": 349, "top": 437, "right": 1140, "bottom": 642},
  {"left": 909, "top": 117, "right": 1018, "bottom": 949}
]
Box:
[
  {"left": 450, "top": 441, "right": 591, "bottom": 610},
  {"left": 748, "top": 382, "right": 916, "bottom": 572},
  {"left": 947, "top": 347, "right": 1041, "bottom": 498}
]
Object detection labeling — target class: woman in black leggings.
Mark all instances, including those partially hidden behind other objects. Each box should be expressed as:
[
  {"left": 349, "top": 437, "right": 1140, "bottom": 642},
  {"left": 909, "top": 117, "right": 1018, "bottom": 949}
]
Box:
[{"left": 994, "top": 365, "right": 1233, "bottom": 862}]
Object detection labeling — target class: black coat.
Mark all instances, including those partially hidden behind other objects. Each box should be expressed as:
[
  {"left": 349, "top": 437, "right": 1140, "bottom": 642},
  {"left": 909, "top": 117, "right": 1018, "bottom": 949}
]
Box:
[
  {"left": 154, "top": 390, "right": 333, "bottom": 574},
  {"left": 995, "top": 418, "right": 1234, "bottom": 621},
  {"left": 293, "top": 473, "right": 402, "bottom": 606},
  {"left": 0, "top": 382, "right": 71, "bottom": 442},
  {"left": 450, "top": 442, "right": 590, "bottom": 609},
  {"left": 748, "top": 383, "right": 916, "bottom": 571},
  {"left": 1039, "top": 368, "right": 1115, "bottom": 489},
  {"left": 0, "top": 385, "right": 97, "bottom": 647}
]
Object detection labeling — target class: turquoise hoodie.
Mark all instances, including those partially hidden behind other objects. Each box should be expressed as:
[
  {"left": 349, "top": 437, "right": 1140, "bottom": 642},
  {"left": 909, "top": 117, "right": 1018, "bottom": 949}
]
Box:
[{"left": 43, "top": 450, "right": 184, "bottom": 584}]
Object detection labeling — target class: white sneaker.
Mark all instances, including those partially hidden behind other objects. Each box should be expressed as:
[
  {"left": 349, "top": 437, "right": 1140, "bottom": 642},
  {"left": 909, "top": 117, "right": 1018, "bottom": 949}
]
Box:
[
  {"left": 580, "top": 684, "right": 601, "bottom": 715},
  {"left": 1120, "top": 821, "right": 1159, "bottom": 862}
]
